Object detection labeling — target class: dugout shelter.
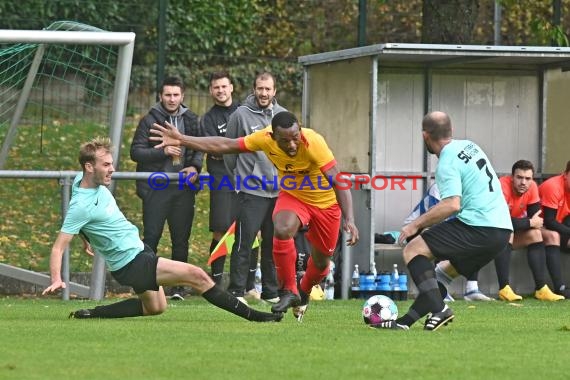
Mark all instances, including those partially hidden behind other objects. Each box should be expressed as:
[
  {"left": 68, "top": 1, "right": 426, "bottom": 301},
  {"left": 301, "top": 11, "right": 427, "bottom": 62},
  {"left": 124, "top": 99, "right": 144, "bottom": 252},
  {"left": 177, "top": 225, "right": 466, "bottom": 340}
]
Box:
[{"left": 298, "top": 43, "right": 570, "bottom": 299}]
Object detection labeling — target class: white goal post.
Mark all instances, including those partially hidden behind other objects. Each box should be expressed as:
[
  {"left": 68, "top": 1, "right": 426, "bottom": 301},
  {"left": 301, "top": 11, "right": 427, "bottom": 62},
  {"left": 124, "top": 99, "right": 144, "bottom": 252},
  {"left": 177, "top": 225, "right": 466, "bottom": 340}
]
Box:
[
  {"left": 0, "top": 26, "right": 135, "bottom": 168},
  {"left": 0, "top": 25, "right": 135, "bottom": 300}
]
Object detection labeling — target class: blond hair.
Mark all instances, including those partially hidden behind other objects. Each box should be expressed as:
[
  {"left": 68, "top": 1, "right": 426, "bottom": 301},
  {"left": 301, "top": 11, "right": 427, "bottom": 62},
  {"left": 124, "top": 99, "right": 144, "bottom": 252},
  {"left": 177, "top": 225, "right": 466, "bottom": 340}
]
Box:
[{"left": 78, "top": 137, "right": 113, "bottom": 169}]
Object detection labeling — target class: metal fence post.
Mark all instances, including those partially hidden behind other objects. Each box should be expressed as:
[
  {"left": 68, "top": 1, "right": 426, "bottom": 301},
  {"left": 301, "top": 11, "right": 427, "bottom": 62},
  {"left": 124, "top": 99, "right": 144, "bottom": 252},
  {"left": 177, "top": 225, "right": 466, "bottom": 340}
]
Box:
[{"left": 59, "top": 175, "right": 72, "bottom": 301}]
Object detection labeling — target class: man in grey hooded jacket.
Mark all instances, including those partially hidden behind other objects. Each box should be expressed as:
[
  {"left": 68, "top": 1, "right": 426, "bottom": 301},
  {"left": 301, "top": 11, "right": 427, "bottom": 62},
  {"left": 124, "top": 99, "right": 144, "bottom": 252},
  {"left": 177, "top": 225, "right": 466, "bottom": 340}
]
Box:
[
  {"left": 223, "top": 71, "right": 283, "bottom": 303},
  {"left": 130, "top": 76, "right": 202, "bottom": 300}
]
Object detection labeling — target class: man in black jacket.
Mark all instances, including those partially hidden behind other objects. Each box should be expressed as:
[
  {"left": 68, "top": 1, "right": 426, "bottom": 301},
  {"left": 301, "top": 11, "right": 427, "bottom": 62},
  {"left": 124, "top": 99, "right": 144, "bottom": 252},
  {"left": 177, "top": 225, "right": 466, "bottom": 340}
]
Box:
[
  {"left": 130, "top": 76, "right": 202, "bottom": 300},
  {"left": 201, "top": 71, "right": 242, "bottom": 287}
]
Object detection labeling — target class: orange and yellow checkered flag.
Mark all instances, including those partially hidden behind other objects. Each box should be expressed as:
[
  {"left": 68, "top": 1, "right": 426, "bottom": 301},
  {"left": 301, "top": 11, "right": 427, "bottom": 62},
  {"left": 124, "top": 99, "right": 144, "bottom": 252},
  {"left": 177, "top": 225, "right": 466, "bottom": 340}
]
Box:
[{"left": 207, "top": 222, "right": 260, "bottom": 265}]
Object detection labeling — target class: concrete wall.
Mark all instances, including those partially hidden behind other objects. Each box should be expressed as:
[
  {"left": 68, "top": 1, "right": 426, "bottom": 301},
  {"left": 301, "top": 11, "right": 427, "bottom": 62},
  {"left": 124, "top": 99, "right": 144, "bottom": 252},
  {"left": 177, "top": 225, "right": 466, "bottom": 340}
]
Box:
[
  {"left": 306, "top": 57, "right": 372, "bottom": 173},
  {"left": 373, "top": 70, "right": 540, "bottom": 234},
  {"left": 544, "top": 68, "right": 570, "bottom": 173}
]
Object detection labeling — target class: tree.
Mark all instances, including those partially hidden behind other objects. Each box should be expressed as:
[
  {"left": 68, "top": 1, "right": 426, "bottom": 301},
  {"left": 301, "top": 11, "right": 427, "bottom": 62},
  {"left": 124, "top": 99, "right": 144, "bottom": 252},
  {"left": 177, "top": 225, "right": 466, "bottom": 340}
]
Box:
[{"left": 422, "top": 0, "right": 480, "bottom": 43}]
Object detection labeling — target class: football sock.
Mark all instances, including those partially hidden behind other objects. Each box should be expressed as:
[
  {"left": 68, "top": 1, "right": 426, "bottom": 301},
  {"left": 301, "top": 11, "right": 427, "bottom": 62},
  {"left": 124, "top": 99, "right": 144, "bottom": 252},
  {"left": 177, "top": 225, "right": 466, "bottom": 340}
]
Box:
[
  {"left": 300, "top": 256, "right": 329, "bottom": 294},
  {"left": 209, "top": 239, "right": 225, "bottom": 286},
  {"left": 91, "top": 298, "right": 144, "bottom": 318},
  {"left": 201, "top": 284, "right": 280, "bottom": 322},
  {"left": 397, "top": 308, "right": 421, "bottom": 327},
  {"left": 466, "top": 271, "right": 478, "bottom": 281},
  {"left": 465, "top": 281, "right": 479, "bottom": 293},
  {"left": 526, "top": 242, "right": 546, "bottom": 290},
  {"left": 396, "top": 255, "right": 444, "bottom": 326},
  {"left": 494, "top": 243, "right": 512, "bottom": 289},
  {"left": 272, "top": 237, "right": 298, "bottom": 293},
  {"left": 437, "top": 281, "right": 449, "bottom": 298},
  {"left": 434, "top": 264, "right": 452, "bottom": 298},
  {"left": 545, "top": 245, "right": 564, "bottom": 291},
  {"left": 434, "top": 264, "right": 453, "bottom": 287}
]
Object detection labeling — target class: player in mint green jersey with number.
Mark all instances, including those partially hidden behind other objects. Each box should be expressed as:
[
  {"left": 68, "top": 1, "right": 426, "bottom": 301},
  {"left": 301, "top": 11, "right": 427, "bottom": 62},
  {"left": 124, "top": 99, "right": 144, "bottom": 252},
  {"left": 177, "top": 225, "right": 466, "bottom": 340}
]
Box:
[
  {"left": 42, "top": 137, "right": 282, "bottom": 323},
  {"left": 374, "top": 111, "right": 512, "bottom": 331}
]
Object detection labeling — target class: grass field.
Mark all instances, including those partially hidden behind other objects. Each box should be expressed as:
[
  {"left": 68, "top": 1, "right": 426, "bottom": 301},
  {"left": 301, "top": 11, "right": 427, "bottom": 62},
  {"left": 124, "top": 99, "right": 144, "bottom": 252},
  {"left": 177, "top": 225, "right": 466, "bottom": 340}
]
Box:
[
  {"left": 1, "top": 296, "right": 570, "bottom": 380},
  {"left": 2, "top": 106, "right": 569, "bottom": 380}
]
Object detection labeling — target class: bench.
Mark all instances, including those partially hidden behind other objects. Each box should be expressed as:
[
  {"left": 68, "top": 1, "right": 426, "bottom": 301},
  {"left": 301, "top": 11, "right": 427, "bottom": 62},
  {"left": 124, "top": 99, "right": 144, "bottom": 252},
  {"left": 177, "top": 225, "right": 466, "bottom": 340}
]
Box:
[{"left": 372, "top": 244, "right": 569, "bottom": 299}]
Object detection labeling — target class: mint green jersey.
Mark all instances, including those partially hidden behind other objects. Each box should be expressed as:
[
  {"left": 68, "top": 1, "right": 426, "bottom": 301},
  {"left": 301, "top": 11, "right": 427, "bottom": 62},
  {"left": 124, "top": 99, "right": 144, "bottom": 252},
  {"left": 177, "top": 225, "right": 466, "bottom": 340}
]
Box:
[
  {"left": 61, "top": 173, "right": 143, "bottom": 271},
  {"left": 436, "top": 140, "right": 512, "bottom": 230}
]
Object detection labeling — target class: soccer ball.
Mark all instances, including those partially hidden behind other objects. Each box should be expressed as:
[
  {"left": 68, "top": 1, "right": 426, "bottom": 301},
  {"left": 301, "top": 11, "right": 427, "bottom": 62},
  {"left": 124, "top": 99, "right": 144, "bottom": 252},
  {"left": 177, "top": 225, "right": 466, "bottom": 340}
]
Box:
[{"left": 362, "top": 295, "right": 398, "bottom": 326}]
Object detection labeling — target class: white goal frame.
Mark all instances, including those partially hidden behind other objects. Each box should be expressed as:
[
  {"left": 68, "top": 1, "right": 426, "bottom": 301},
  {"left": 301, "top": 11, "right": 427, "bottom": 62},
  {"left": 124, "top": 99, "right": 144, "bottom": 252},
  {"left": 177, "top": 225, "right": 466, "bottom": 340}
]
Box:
[{"left": 0, "top": 27, "right": 135, "bottom": 300}]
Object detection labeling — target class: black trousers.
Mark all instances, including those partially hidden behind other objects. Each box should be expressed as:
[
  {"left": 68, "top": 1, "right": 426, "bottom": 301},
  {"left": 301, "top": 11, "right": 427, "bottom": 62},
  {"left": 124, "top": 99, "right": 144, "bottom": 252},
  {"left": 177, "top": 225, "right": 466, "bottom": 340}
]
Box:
[
  {"left": 227, "top": 192, "right": 278, "bottom": 299},
  {"left": 141, "top": 185, "right": 196, "bottom": 263}
]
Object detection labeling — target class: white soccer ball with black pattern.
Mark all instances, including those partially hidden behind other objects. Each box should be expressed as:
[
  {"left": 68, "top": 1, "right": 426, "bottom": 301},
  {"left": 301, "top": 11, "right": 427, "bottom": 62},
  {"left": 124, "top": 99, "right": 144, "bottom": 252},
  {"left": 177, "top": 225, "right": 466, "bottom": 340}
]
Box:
[{"left": 362, "top": 295, "right": 398, "bottom": 326}]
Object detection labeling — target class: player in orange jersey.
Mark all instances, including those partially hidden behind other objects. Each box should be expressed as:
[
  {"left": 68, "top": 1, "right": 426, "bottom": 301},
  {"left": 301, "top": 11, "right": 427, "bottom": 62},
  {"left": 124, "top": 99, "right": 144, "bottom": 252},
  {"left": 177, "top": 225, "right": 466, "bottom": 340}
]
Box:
[
  {"left": 495, "top": 160, "right": 563, "bottom": 301},
  {"left": 538, "top": 160, "right": 570, "bottom": 298}
]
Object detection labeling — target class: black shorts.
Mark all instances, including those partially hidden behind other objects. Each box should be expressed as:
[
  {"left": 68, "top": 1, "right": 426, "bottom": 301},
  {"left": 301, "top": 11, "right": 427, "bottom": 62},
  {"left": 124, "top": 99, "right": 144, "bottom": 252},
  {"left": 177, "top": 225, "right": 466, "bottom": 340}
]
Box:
[
  {"left": 422, "top": 219, "right": 511, "bottom": 277},
  {"left": 110, "top": 246, "right": 159, "bottom": 294},
  {"left": 209, "top": 190, "right": 236, "bottom": 232}
]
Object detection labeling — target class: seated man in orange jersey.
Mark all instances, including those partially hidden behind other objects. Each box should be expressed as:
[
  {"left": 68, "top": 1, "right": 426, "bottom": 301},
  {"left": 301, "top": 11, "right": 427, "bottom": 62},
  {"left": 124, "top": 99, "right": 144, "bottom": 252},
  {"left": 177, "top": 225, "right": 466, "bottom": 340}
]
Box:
[
  {"left": 538, "top": 160, "right": 570, "bottom": 298},
  {"left": 494, "top": 160, "right": 563, "bottom": 301}
]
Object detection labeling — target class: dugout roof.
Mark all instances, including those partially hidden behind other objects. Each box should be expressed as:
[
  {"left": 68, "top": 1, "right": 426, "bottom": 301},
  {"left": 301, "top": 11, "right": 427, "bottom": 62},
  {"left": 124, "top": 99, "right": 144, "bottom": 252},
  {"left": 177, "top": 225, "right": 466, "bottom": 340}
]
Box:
[{"left": 299, "top": 43, "right": 570, "bottom": 69}]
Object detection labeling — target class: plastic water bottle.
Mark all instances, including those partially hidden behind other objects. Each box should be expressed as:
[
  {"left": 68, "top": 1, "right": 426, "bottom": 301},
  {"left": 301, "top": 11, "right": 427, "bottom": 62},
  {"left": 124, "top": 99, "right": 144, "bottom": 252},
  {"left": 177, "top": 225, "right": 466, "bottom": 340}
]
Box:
[
  {"left": 371, "top": 261, "right": 378, "bottom": 290},
  {"left": 324, "top": 262, "right": 335, "bottom": 300},
  {"left": 391, "top": 264, "right": 400, "bottom": 291},
  {"left": 391, "top": 263, "right": 400, "bottom": 300},
  {"left": 351, "top": 264, "right": 360, "bottom": 295},
  {"left": 254, "top": 263, "right": 262, "bottom": 294}
]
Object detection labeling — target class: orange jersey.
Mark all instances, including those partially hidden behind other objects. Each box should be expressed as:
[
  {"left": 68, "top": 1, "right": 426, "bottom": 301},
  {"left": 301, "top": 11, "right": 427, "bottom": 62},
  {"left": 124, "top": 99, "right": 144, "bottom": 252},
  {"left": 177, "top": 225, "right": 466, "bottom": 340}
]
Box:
[
  {"left": 539, "top": 174, "right": 570, "bottom": 223},
  {"left": 499, "top": 175, "right": 540, "bottom": 218},
  {"left": 239, "top": 126, "right": 337, "bottom": 208}
]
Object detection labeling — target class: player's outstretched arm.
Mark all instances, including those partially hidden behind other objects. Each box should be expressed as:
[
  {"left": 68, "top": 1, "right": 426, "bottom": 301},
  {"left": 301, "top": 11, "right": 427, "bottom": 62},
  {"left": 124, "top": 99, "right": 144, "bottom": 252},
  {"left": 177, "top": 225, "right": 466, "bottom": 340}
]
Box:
[
  {"left": 150, "top": 121, "right": 242, "bottom": 155},
  {"left": 42, "top": 232, "right": 74, "bottom": 295}
]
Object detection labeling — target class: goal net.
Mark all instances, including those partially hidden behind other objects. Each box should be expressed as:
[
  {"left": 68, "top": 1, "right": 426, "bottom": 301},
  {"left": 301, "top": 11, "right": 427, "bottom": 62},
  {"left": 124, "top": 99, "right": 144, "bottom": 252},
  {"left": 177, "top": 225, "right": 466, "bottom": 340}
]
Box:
[
  {"left": 0, "top": 20, "right": 134, "bottom": 168},
  {"left": 0, "top": 21, "right": 135, "bottom": 300}
]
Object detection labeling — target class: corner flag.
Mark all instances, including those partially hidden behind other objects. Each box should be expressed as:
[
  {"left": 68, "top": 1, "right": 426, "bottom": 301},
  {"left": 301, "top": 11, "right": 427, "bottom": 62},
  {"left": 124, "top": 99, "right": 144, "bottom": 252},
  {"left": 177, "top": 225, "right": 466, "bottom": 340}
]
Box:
[{"left": 207, "top": 221, "right": 260, "bottom": 265}]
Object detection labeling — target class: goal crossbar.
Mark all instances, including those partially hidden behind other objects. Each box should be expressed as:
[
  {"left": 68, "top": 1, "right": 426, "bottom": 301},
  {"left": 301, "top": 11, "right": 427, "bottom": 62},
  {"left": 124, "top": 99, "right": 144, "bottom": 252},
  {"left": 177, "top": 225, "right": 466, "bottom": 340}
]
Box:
[{"left": 0, "top": 29, "right": 135, "bottom": 45}]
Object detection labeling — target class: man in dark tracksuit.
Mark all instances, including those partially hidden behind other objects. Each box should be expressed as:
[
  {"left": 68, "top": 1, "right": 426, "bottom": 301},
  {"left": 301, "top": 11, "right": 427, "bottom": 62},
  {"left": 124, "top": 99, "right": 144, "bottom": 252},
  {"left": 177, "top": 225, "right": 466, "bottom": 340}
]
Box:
[
  {"left": 223, "top": 72, "right": 284, "bottom": 303},
  {"left": 202, "top": 71, "right": 241, "bottom": 286},
  {"left": 130, "top": 76, "right": 202, "bottom": 300}
]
